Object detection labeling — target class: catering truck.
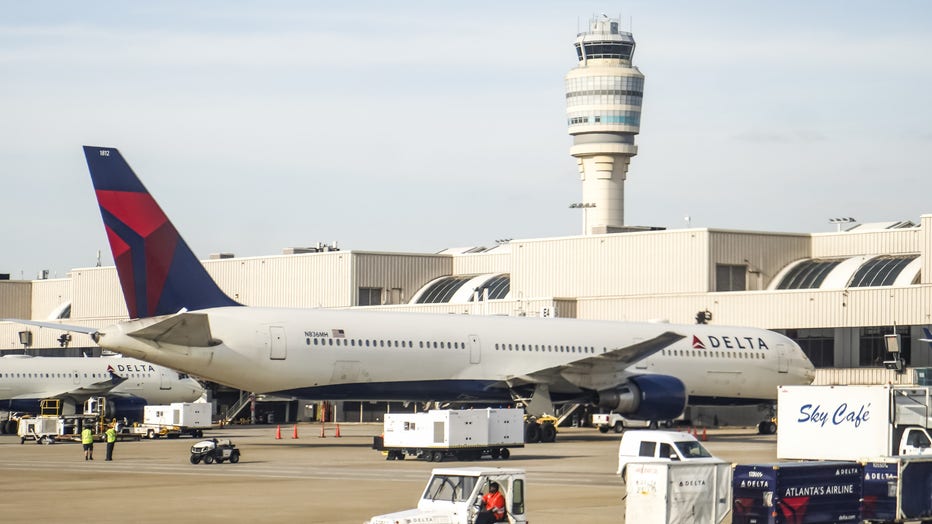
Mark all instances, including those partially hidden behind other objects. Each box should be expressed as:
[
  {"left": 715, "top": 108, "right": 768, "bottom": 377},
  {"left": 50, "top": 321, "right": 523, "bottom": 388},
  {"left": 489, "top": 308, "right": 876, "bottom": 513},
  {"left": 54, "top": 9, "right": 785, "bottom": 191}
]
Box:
[
  {"left": 366, "top": 467, "right": 527, "bottom": 524},
  {"left": 125, "top": 402, "right": 212, "bottom": 439},
  {"left": 373, "top": 408, "right": 524, "bottom": 462},
  {"left": 777, "top": 384, "right": 932, "bottom": 461}
]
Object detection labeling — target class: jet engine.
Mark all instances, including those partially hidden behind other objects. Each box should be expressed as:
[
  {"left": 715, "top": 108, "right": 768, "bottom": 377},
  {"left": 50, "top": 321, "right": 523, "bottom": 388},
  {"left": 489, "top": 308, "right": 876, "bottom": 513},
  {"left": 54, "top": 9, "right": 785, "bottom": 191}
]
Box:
[
  {"left": 107, "top": 396, "right": 148, "bottom": 421},
  {"left": 596, "top": 374, "right": 687, "bottom": 421}
]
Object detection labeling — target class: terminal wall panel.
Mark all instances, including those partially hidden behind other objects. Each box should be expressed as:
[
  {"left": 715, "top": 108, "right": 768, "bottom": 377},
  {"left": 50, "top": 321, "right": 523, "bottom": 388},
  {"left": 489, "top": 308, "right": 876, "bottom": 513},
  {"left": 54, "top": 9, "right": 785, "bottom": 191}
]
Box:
[
  {"left": 207, "top": 252, "right": 352, "bottom": 308},
  {"left": 30, "top": 278, "right": 71, "bottom": 321},
  {"left": 0, "top": 281, "right": 31, "bottom": 319},
  {"left": 354, "top": 253, "right": 450, "bottom": 306},
  {"left": 576, "top": 286, "right": 932, "bottom": 329},
  {"left": 922, "top": 215, "right": 932, "bottom": 285},
  {"left": 69, "top": 267, "right": 127, "bottom": 319},
  {"left": 709, "top": 232, "right": 809, "bottom": 290},
  {"left": 511, "top": 230, "right": 710, "bottom": 299},
  {"left": 812, "top": 228, "right": 921, "bottom": 258},
  {"left": 452, "top": 252, "right": 511, "bottom": 276},
  {"left": 814, "top": 367, "right": 914, "bottom": 386}
]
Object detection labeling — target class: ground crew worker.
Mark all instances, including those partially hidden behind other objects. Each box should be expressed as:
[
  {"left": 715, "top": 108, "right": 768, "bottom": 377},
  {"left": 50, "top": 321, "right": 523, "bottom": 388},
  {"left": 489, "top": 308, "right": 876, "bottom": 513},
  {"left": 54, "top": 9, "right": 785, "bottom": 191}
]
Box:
[
  {"left": 81, "top": 424, "right": 94, "bottom": 461},
  {"left": 474, "top": 482, "right": 505, "bottom": 524},
  {"left": 105, "top": 424, "right": 117, "bottom": 461}
]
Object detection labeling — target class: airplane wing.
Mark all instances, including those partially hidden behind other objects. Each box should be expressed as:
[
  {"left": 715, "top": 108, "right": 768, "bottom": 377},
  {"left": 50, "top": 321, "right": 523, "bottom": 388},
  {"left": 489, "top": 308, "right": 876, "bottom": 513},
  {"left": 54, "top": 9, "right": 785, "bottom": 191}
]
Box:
[
  {"left": 127, "top": 313, "right": 218, "bottom": 347},
  {"left": 505, "top": 331, "right": 685, "bottom": 391}
]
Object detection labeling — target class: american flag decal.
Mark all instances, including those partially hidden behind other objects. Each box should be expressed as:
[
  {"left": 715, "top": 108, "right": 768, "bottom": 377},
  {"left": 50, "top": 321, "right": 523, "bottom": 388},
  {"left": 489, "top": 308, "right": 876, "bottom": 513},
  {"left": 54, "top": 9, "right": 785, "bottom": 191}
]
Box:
[{"left": 332, "top": 329, "right": 345, "bottom": 338}]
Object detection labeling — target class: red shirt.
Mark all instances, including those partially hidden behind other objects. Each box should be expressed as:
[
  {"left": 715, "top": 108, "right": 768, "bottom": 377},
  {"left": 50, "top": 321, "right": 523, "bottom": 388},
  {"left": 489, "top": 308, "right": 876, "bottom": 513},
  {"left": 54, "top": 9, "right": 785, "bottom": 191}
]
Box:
[{"left": 482, "top": 490, "right": 506, "bottom": 520}]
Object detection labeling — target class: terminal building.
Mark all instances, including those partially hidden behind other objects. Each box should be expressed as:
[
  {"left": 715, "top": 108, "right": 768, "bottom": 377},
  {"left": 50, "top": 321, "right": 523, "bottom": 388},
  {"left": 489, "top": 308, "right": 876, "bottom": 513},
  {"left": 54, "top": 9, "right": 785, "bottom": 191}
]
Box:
[{"left": 2, "top": 15, "right": 930, "bottom": 422}]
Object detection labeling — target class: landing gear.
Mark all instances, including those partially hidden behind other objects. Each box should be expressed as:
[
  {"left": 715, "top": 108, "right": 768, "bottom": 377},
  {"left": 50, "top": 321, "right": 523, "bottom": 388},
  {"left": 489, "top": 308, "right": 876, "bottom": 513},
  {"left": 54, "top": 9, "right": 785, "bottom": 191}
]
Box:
[{"left": 757, "top": 420, "right": 777, "bottom": 435}]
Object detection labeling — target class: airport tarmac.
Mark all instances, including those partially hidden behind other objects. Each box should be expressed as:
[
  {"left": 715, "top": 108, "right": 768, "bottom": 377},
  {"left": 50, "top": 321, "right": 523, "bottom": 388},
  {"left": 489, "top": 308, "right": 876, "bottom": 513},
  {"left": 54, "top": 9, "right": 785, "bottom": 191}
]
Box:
[{"left": 0, "top": 424, "right": 775, "bottom": 523}]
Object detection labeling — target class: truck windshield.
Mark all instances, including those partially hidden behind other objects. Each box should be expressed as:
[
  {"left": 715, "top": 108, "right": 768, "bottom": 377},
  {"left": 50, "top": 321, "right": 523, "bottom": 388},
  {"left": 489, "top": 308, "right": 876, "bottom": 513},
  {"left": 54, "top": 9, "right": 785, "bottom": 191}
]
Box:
[
  {"left": 423, "top": 475, "right": 478, "bottom": 502},
  {"left": 675, "top": 441, "right": 712, "bottom": 458}
]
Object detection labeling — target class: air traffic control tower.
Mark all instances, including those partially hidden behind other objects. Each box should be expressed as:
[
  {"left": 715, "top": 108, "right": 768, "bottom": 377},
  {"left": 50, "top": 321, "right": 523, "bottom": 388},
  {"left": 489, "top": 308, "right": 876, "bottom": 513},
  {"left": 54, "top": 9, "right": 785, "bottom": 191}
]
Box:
[{"left": 566, "top": 15, "right": 644, "bottom": 234}]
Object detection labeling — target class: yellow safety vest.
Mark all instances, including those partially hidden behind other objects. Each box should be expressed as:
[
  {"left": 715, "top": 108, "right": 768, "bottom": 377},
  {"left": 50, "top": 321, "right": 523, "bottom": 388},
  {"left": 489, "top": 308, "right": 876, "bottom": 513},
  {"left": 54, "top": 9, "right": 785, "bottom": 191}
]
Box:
[
  {"left": 81, "top": 428, "right": 94, "bottom": 445},
  {"left": 105, "top": 428, "right": 117, "bottom": 443}
]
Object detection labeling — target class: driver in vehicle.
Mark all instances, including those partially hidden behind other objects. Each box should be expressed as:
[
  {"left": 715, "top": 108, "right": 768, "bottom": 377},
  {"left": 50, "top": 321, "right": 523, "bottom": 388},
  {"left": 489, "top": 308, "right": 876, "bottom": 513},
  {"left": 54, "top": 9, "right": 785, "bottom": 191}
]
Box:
[{"left": 475, "top": 481, "right": 506, "bottom": 524}]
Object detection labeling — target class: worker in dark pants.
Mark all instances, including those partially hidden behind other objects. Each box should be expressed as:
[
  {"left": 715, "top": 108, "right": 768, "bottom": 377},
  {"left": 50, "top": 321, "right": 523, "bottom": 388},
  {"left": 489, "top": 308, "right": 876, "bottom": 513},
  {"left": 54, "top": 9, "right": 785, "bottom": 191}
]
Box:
[{"left": 104, "top": 424, "right": 117, "bottom": 461}]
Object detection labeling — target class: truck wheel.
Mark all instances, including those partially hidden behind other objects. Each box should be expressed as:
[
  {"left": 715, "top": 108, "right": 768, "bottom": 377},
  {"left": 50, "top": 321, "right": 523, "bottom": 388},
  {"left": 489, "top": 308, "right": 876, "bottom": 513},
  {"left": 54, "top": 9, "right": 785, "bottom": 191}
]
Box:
[
  {"left": 613, "top": 421, "right": 624, "bottom": 433},
  {"left": 147, "top": 429, "right": 156, "bottom": 439},
  {"left": 230, "top": 451, "right": 240, "bottom": 464},
  {"left": 424, "top": 451, "right": 433, "bottom": 462},
  {"left": 598, "top": 425, "right": 610, "bottom": 433},
  {"left": 524, "top": 422, "right": 541, "bottom": 443},
  {"left": 500, "top": 448, "right": 510, "bottom": 460},
  {"left": 431, "top": 451, "right": 444, "bottom": 463},
  {"left": 540, "top": 422, "right": 557, "bottom": 443},
  {"left": 190, "top": 455, "right": 201, "bottom": 464},
  {"left": 204, "top": 454, "right": 214, "bottom": 464}
]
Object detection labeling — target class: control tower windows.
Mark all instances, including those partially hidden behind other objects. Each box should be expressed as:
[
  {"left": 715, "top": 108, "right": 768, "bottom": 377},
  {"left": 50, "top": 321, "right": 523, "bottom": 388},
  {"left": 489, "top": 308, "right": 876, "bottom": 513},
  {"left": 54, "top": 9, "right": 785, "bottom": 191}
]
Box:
[
  {"left": 574, "top": 41, "right": 634, "bottom": 60},
  {"left": 568, "top": 110, "right": 641, "bottom": 127}
]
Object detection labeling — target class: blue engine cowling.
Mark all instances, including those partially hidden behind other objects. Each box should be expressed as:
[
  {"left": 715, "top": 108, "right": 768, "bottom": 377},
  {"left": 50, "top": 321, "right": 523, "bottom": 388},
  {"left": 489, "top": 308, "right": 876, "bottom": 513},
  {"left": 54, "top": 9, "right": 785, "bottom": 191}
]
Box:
[
  {"left": 106, "top": 396, "right": 148, "bottom": 421},
  {"left": 596, "top": 374, "right": 687, "bottom": 421}
]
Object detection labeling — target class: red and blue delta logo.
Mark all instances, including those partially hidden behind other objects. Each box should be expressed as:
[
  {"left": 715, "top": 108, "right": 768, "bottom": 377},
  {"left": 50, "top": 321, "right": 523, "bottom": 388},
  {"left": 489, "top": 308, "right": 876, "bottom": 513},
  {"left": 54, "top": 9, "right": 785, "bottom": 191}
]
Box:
[{"left": 692, "top": 335, "right": 770, "bottom": 350}]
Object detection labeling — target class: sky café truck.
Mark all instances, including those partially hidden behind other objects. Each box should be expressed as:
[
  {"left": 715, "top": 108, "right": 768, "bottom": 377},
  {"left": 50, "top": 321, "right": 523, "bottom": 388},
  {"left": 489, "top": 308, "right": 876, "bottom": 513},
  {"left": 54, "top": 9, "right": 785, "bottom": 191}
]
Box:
[
  {"left": 776, "top": 384, "right": 932, "bottom": 461},
  {"left": 366, "top": 467, "right": 526, "bottom": 524}
]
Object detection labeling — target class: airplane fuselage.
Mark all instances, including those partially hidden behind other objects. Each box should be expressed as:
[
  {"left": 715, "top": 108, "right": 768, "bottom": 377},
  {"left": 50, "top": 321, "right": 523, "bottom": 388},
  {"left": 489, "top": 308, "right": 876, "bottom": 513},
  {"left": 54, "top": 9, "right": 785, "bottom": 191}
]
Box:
[
  {"left": 0, "top": 355, "right": 205, "bottom": 414},
  {"left": 100, "top": 307, "right": 814, "bottom": 405}
]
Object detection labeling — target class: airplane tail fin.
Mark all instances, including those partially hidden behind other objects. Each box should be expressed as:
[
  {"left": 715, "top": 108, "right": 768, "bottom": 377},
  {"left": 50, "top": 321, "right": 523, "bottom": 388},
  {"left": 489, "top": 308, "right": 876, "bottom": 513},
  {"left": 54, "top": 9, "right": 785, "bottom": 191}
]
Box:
[{"left": 83, "top": 146, "right": 240, "bottom": 319}]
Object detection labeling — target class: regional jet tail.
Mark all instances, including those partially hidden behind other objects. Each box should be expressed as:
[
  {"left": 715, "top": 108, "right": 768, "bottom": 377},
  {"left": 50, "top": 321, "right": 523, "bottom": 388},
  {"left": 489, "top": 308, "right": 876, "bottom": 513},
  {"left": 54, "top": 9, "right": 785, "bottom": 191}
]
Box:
[{"left": 82, "top": 146, "right": 816, "bottom": 438}]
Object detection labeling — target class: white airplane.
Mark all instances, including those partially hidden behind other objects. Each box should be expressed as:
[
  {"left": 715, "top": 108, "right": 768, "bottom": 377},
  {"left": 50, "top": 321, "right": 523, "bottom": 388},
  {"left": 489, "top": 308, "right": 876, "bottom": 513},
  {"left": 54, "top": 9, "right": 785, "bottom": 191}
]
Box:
[
  {"left": 17, "top": 146, "right": 817, "bottom": 440},
  {"left": 0, "top": 353, "right": 205, "bottom": 432}
]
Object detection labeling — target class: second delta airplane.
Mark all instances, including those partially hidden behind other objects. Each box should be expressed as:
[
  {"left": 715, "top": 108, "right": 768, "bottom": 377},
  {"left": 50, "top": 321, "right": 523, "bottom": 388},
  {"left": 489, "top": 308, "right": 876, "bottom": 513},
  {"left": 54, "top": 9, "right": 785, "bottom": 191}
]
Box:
[{"left": 65, "top": 146, "right": 813, "bottom": 437}]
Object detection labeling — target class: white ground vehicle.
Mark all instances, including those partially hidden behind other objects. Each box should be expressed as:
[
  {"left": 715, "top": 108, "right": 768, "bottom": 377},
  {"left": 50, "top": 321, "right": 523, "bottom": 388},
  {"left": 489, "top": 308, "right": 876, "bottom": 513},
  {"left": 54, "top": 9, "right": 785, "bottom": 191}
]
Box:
[
  {"left": 592, "top": 412, "right": 652, "bottom": 433},
  {"left": 126, "top": 402, "right": 212, "bottom": 439},
  {"left": 616, "top": 430, "right": 720, "bottom": 481},
  {"left": 777, "top": 384, "right": 932, "bottom": 461},
  {"left": 189, "top": 438, "right": 240, "bottom": 464},
  {"left": 366, "top": 467, "right": 527, "bottom": 524},
  {"left": 375, "top": 409, "right": 524, "bottom": 461}
]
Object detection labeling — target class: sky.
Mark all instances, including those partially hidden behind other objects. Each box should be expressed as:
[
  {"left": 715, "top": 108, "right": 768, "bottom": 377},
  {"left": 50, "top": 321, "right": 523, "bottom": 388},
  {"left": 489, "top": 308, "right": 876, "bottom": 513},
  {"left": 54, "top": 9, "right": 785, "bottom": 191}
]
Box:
[{"left": 2, "top": 1, "right": 931, "bottom": 280}]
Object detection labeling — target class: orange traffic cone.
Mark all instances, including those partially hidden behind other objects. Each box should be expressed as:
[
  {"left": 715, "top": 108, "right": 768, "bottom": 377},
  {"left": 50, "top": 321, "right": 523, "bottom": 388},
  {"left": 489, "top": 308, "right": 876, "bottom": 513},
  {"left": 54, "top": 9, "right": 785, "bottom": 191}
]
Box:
[
  {"left": 702, "top": 427, "right": 708, "bottom": 441},
  {"left": 334, "top": 424, "right": 341, "bottom": 438},
  {"left": 319, "top": 421, "right": 326, "bottom": 438},
  {"left": 292, "top": 424, "right": 299, "bottom": 439},
  {"left": 275, "top": 425, "right": 281, "bottom": 439}
]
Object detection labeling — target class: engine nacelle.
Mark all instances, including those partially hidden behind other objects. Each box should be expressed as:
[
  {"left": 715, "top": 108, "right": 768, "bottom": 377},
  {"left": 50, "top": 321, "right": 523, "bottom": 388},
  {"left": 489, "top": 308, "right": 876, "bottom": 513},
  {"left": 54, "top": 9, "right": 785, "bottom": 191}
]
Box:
[
  {"left": 596, "top": 375, "right": 687, "bottom": 421},
  {"left": 107, "top": 396, "right": 148, "bottom": 421}
]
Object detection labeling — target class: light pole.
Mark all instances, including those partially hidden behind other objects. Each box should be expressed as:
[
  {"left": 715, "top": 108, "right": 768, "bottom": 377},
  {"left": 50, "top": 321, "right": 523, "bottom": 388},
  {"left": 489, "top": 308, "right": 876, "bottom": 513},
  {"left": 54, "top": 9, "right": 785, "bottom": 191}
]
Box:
[{"left": 569, "top": 202, "right": 597, "bottom": 234}]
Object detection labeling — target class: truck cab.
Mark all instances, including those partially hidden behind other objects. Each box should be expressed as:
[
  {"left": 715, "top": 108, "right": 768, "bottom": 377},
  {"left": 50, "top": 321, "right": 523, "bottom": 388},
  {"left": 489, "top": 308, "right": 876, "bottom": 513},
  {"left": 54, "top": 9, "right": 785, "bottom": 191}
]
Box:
[
  {"left": 898, "top": 426, "right": 932, "bottom": 456},
  {"left": 367, "top": 467, "right": 527, "bottom": 524},
  {"left": 616, "top": 430, "right": 719, "bottom": 481}
]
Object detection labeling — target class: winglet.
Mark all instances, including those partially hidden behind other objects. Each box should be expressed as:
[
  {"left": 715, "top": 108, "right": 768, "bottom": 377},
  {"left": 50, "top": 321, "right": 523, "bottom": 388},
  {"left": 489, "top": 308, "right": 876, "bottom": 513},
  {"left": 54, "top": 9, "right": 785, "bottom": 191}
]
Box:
[{"left": 83, "top": 146, "right": 240, "bottom": 318}]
